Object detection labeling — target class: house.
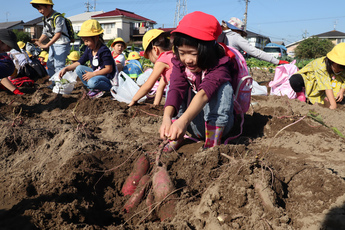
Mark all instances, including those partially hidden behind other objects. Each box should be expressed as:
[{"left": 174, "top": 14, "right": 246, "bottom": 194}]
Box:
[
  {"left": 286, "top": 30, "right": 345, "bottom": 56},
  {"left": 68, "top": 11, "right": 104, "bottom": 33},
  {"left": 91, "top": 8, "right": 156, "bottom": 44},
  {"left": 246, "top": 30, "right": 271, "bottom": 49},
  {"left": 0, "top": 21, "right": 24, "bottom": 30},
  {"left": 23, "top": 17, "right": 43, "bottom": 40}
]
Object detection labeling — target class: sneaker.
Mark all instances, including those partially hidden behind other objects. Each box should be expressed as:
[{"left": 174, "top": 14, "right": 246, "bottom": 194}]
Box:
[{"left": 88, "top": 90, "right": 104, "bottom": 98}]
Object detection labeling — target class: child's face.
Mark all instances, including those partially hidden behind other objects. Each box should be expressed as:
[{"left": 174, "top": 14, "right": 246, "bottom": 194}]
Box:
[
  {"left": 177, "top": 45, "right": 200, "bottom": 73},
  {"left": 113, "top": 43, "right": 125, "bottom": 55},
  {"left": 332, "top": 63, "right": 345, "bottom": 75},
  {"left": 36, "top": 5, "right": 53, "bottom": 18},
  {"left": 82, "top": 37, "right": 97, "bottom": 50},
  {"left": 0, "top": 41, "right": 11, "bottom": 53}
]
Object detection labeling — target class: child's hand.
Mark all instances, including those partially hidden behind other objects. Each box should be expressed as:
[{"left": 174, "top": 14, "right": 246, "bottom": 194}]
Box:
[
  {"left": 164, "top": 119, "right": 187, "bottom": 141},
  {"left": 159, "top": 117, "right": 172, "bottom": 140},
  {"left": 128, "top": 100, "right": 137, "bottom": 107},
  {"left": 336, "top": 90, "right": 345, "bottom": 102},
  {"left": 59, "top": 68, "right": 67, "bottom": 79},
  {"left": 329, "top": 104, "right": 337, "bottom": 110},
  {"left": 82, "top": 71, "right": 94, "bottom": 81}
]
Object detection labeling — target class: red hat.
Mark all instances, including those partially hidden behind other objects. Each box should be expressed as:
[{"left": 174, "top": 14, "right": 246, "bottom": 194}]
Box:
[{"left": 172, "top": 11, "right": 222, "bottom": 41}]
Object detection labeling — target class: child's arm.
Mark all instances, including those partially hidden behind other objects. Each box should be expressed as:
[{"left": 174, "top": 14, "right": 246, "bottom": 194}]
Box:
[
  {"left": 59, "top": 61, "right": 81, "bottom": 78},
  {"left": 325, "top": 89, "right": 337, "bottom": 109},
  {"left": 129, "top": 62, "right": 168, "bottom": 106},
  {"left": 82, "top": 65, "right": 113, "bottom": 81},
  {"left": 336, "top": 88, "right": 345, "bottom": 102},
  {"left": 153, "top": 77, "right": 167, "bottom": 106},
  {"left": 164, "top": 89, "right": 209, "bottom": 140},
  {"left": 36, "top": 32, "right": 62, "bottom": 49}
]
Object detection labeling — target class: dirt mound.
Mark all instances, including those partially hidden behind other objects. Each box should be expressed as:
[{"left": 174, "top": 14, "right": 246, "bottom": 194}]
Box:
[{"left": 1, "top": 71, "right": 345, "bottom": 229}]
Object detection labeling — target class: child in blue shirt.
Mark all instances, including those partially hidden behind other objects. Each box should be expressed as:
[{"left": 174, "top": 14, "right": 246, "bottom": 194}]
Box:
[{"left": 59, "top": 20, "right": 116, "bottom": 98}]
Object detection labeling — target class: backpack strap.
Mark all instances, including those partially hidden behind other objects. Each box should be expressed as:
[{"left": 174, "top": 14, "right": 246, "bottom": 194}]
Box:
[{"left": 45, "top": 12, "right": 69, "bottom": 39}]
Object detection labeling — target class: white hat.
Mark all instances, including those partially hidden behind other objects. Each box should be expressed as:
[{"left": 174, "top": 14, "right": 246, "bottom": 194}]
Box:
[{"left": 228, "top": 17, "right": 247, "bottom": 36}]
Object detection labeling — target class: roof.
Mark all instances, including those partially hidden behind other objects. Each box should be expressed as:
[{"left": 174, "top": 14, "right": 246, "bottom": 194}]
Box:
[
  {"left": 246, "top": 30, "right": 270, "bottom": 40},
  {"left": 315, "top": 30, "right": 345, "bottom": 38},
  {"left": 92, "top": 8, "right": 156, "bottom": 24},
  {"left": 68, "top": 11, "right": 104, "bottom": 22},
  {"left": 24, "top": 17, "right": 43, "bottom": 26},
  {"left": 157, "top": 27, "right": 175, "bottom": 33},
  {"left": 0, "top": 21, "right": 24, "bottom": 29},
  {"left": 286, "top": 30, "right": 345, "bottom": 47}
]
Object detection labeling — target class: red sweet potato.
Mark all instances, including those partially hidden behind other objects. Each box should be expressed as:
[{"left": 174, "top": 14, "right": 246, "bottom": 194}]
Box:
[
  {"left": 123, "top": 174, "right": 150, "bottom": 213},
  {"left": 152, "top": 166, "right": 177, "bottom": 221},
  {"left": 146, "top": 190, "right": 154, "bottom": 212},
  {"left": 121, "top": 154, "right": 150, "bottom": 196}
]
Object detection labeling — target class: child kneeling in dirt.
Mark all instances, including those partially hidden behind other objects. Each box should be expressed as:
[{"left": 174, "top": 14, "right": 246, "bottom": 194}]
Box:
[
  {"left": 128, "top": 29, "right": 173, "bottom": 107},
  {"left": 0, "top": 29, "right": 24, "bottom": 95},
  {"left": 159, "top": 11, "right": 235, "bottom": 152},
  {"left": 59, "top": 20, "right": 116, "bottom": 98},
  {"left": 289, "top": 43, "right": 345, "bottom": 109}
]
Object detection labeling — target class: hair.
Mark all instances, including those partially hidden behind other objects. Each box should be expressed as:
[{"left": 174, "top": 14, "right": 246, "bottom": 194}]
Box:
[
  {"left": 32, "top": 3, "right": 53, "bottom": 9},
  {"left": 324, "top": 57, "right": 345, "bottom": 78},
  {"left": 145, "top": 31, "right": 171, "bottom": 55},
  {"left": 172, "top": 32, "right": 225, "bottom": 70}
]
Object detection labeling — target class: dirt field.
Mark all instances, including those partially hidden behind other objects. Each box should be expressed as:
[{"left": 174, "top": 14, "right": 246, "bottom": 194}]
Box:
[{"left": 1, "top": 68, "right": 345, "bottom": 230}]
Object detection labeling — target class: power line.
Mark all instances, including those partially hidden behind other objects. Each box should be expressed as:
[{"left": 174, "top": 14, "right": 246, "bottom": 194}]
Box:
[{"left": 250, "top": 15, "right": 345, "bottom": 25}]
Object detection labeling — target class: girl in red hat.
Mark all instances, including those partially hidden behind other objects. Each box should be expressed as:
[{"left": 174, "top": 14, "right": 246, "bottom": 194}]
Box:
[{"left": 159, "top": 11, "right": 235, "bottom": 152}]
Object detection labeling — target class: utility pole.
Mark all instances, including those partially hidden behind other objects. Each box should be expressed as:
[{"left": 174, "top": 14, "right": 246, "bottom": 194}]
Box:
[
  {"left": 243, "top": 0, "right": 249, "bottom": 32},
  {"left": 94, "top": 0, "right": 97, "bottom": 11},
  {"left": 302, "top": 29, "right": 309, "bottom": 39},
  {"left": 174, "top": 0, "right": 187, "bottom": 27},
  {"left": 85, "top": 0, "right": 93, "bottom": 12}
]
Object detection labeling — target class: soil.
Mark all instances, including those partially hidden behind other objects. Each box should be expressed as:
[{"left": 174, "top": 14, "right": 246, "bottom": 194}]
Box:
[{"left": 1, "top": 67, "right": 345, "bottom": 230}]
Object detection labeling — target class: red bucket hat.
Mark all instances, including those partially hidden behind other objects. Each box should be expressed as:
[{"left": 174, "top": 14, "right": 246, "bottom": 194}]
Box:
[{"left": 172, "top": 11, "right": 222, "bottom": 41}]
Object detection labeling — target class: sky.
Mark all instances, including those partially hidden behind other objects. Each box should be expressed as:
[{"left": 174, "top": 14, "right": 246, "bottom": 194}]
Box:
[{"left": 2, "top": 0, "right": 345, "bottom": 45}]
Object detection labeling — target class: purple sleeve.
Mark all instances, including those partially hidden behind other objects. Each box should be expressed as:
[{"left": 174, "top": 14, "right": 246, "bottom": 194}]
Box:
[
  {"left": 165, "top": 58, "right": 189, "bottom": 115},
  {"left": 199, "top": 56, "right": 233, "bottom": 99}
]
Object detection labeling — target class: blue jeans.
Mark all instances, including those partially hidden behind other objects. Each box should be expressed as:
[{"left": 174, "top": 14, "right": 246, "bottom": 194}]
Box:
[
  {"left": 176, "top": 82, "right": 234, "bottom": 139},
  {"left": 75, "top": 65, "right": 112, "bottom": 91},
  {"left": 47, "top": 43, "right": 70, "bottom": 77}
]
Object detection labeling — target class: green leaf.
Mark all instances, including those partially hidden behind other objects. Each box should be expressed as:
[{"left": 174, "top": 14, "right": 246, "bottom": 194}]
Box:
[{"left": 331, "top": 127, "right": 345, "bottom": 138}]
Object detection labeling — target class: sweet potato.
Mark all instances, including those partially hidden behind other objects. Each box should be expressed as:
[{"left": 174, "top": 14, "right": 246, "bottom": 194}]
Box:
[
  {"left": 146, "top": 190, "right": 154, "bottom": 212},
  {"left": 121, "top": 154, "right": 150, "bottom": 196},
  {"left": 152, "top": 166, "right": 177, "bottom": 221},
  {"left": 123, "top": 175, "right": 150, "bottom": 213}
]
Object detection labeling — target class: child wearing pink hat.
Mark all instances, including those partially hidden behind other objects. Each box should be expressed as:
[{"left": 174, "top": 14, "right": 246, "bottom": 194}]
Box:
[{"left": 160, "top": 11, "right": 235, "bottom": 151}]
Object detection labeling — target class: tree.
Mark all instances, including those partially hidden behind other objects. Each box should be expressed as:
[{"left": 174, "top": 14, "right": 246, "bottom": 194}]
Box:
[
  {"left": 295, "top": 37, "right": 334, "bottom": 59},
  {"left": 12, "top": 30, "right": 32, "bottom": 44}
]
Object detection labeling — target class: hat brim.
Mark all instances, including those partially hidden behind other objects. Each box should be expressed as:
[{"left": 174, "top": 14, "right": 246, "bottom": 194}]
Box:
[{"left": 225, "top": 21, "right": 247, "bottom": 36}]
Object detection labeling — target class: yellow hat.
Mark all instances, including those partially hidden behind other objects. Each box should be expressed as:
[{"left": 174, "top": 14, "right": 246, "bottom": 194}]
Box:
[
  {"left": 127, "top": 51, "right": 140, "bottom": 60},
  {"left": 39, "top": 50, "right": 48, "bottom": 58},
  {"left": 17, "top": 41, "right": 25, "bottom": 49},
  {"left": 111, "top": 37, "right": 126, "bottom": 49},
  {"left": 327, "top": 43, "right": 345, "bottom": 66},
  {"left": 77, "top": 19, "right": 104, "bottom": 37},
  {"left": 44, "top": 53, "right": 49, "bottom": 63},
  {"left": 30, "top": 0, "right": 54, "bottom": 5},
  {"left": 26, "top": 51, "right": 32, "bottom": 58},
  {"left": 67, "top": 51, "right": 80, "bottom": 61},
  {"left": 142, "top": 29, "right": 164, "bottom": 58}
]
